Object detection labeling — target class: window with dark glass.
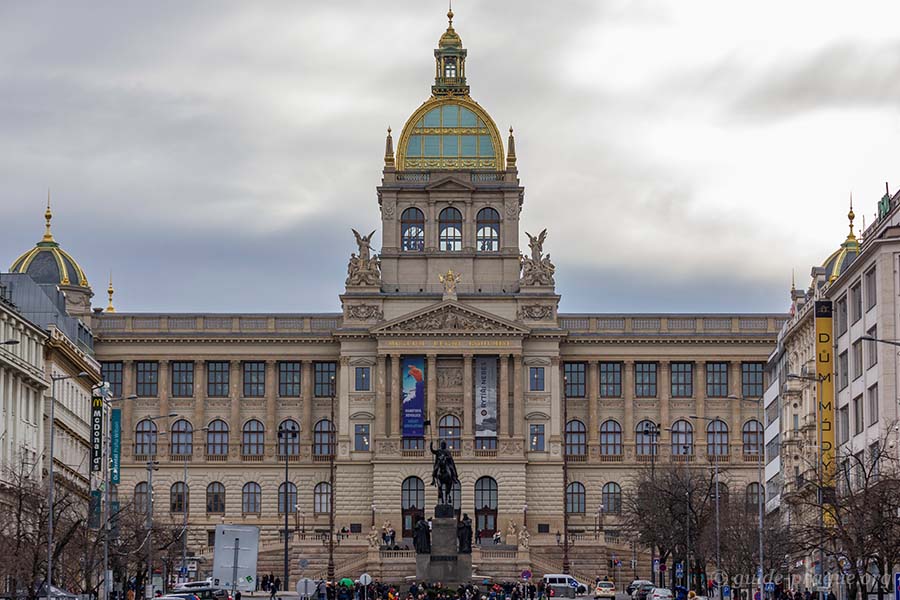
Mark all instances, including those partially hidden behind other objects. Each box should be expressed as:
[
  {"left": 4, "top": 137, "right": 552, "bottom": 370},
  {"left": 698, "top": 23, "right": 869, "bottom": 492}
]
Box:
[
  {"left": 135, "top": 361, "right": 158, "bottom": 397},
  {"left": 566, "top": 482, "right": 585, "bottom": 514},
  {"left": 279, "top": 361, "right": 301, "bottom": 397},
  {"left": 206, "top": 482, "right": 225, "bottom": 514},
  {"left": 706, "top": 362, "right": 729, "bottom": 397},
  {"left": 837, "top": 296, "right": 848, "bottom": 336},
  {"left": 134, "top": 419, "right": 158, "bottom": 456},
  {"left": 599, "top": 420, "right": 622, "bottom": 455},
  {"left": 170, "top": 482, "right": 188, "bottom": 513},
  {"left": 670, "top": 362, "right": 693, "bottom": 397},
  {"left": 602, "top": 482, "right": 622, "bottom": 514},
  {"left": 476, "top": 207, "right": 500, "bottom": 251},
  {"left": 171, "top": 361, "right": 194, "bottom": 397},
  {"left": 207, "top": 361, "right": 230, "bottom": 397},
  {"left": 742, "top": 420, "right": 763, "bottom": 456},
  {"left": 242, "top": 420, "right": 264, "bottom": 456},
  {"left": 706, "top": 419, "right": 729, "bottom": 456},
  {"left": 741, "top": 362, "right": 764, "bottom": 397},
  {"left": 314, "top": 482, "right": 332, "bottom": 514},
  {"left": 671, "top": 419, "right": 693, "bottom": 455},
  {"left": 565, "top": 420, "right": 586, "bottom": 456},
  {"left": 278, "top": 482, "right": 297, "bottom": 514},
  {"left": 134, "top": 482, "right": 149, "bottom": 515},
  {"left": 314, "top": 362, "right": 337, "bottom": 397},
  {"left": 354, "top": 424, "right": 370, "bottom": 452},
  {"left": 745, "top": 482, "right": 763, "bottom": 512},
  {"left": 866, "top": 326, "right": 878, "bottom": 369},
  {"left": 635, "top": 362, "right": 657, "bottom": 397},
  {"left": 314, "top": 419, "right": 335, "bottom": 456},
  {"left": 404, "top": 437, "right": 426, "bottom": 450},
  {"left": 564, "top": 362, "right": 586, "bottom": 397},
  {"left": 439, "top": 415, "right": 461, "bottom": 450},
  {"left": 242, "top": 362, "right": 265, "bottom": 397},
  {"left": 838, "top": 351, "right": 849, "bottom": 390},
  {"left": 101, "top": 362, "right": 123, "bottom": 398},
  {"left": 635, "top": 420, "right": 659, "bottom": 456},
  {"left": 865, "top": 267, "right": 877, "bottom": 310},
  {"left": 401, "top": 207, "right": 425, "bottom": 251},
  {"left": 529, "top": 367, "right": 545, "bottom": 392},
  {"left": 355, "top": 367, "right": 371, "bottom": 391},
  {"left": 599, "top": 362, "right": 622, "bottom": 397},
  {"left": 475, "top": 437, "right": 496, "bottom": 450},
  {"left": 439, "top": 207, "right": 463, "bottom": 251},
  {"left": 278, "top": 419, "right": 300, "bottom": 456},
  {"left": 850, "top": 281, "right": 862, "bottom": 323},
  {"left": 530, "top": 424, "right": 545, "bottom": 451},
  {"left": 242, "top": 482, "right": 261, "bottom": 514},
  {"left": 206, "top": 419, "right": 229, "bottom": 456},
  {"left": 170, "top": 419, "right": 193, "bottom": 456}
]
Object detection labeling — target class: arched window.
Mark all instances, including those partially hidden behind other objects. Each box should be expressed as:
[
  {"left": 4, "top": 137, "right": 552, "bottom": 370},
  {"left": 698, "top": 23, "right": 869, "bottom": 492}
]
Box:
[
  {"left": 170, "top": 419, "right": 193, "bottom": 457},
  {"left": 206, "top": 419, "right": 229, "bottom": 456},
  {"left": 745, "top": 482, "right": 763, "bottom": 512},
  {"left": 476, "top": 207, "right": 500, "bottom": 252},
  {"left": 566, "top": 481, "right": 586, "bottom": 514},
  {"left": 401, "top": 208, "right": 425, "bottom": 252},
  {"left": 444, "top": 57, "right": 457, "bottom": 78},
  {"left": 743, "top": 420, "right": 763, "bottom": 457},
  {"left": 206, "top": 482, "right": 225, "bottom": 514},
  {"left": 401, "top": 476, "right": 425, "bottom": 538},
  {"left": 712, "top": 482, "right": 729, "bottom": 505},
  {"left": 134, "top": 419, "right": 158, "bottom": 456},
  {"left": 314, "top": 482, "right": 332, "bottom": 514},
  {"left": 706, "top": 419, "right": 729, "bottom": 456},
  {"left": 565, "top": 420, "right": 587, "bottom": 456},
  {"left": 635, "top": 420, "right": 659, "bottom": 456},
  {"left": 439, "top": 207, "right": 463, "bottom": 251},
  {"left": 475, "top": 476, "right": 499, "bottom": 538},
  {"left": 242, "top": 482, "right": 261, "bottom": 515},
  {"left": 599, "top": 420, "right": 623, "bottom": 456},
  {"left": 170, "top": 482, "right": 188, "bottom": 513},
  {"left": 314, "top": 419, "right": 335, "bottom": 456},
  {"left": 278, "top": 419, "right": 300, "bottom": 457},
  {"left": 439, "top": 415, "right": 461, "bottom": 450},
  {"left": 278, "top": 482, "right": 297, "bottom": 514},
  {"left": 671, "top": 419, "right": 694, "bottom": 455},
  {"left": 241, "top": 419, "right": 264, "bottom": 456},
  {"left": 133, "top": 482, "right": 149, "bottom": 514},
  {"left": 601, "top": 482, "right": 622, "bottom": 514}
]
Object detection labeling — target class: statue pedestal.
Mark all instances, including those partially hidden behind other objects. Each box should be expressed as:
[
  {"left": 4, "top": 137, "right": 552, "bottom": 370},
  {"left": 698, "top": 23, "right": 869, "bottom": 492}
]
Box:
[{"left": 415, "top": 505, "right": 472, "bottom": 586}]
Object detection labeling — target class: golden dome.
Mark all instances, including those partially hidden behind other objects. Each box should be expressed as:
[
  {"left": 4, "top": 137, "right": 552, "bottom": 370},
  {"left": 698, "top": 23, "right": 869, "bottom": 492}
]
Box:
[
  {"left": 9, "top": 196, "right": 90, "bottom": 288},
  {"left": 439, "top": 10, "right": 462, "bottom": 48},
  {"left": 820, "top": 198, "right": 859, "bottom": 283}
]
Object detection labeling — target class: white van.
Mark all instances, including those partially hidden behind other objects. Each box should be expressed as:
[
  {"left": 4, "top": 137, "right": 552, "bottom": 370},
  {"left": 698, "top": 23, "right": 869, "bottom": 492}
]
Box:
[{"left": 542, "top": 574, "right": 586, "bottom": 597}]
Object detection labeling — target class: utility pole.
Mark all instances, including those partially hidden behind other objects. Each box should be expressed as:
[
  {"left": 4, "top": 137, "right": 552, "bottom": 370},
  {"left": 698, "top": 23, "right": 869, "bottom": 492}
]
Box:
[
  {"left": 327, "top": 374, "right": 336, "bottom": 583},
  {"left": 562, "top": 374, "right": 570, "bottom": 574}
]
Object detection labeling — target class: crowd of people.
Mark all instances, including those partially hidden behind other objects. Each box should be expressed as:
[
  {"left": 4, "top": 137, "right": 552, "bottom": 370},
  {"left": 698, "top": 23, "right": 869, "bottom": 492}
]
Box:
[{"left": 306, "top": 580, "right": 542, "bottom": 600}]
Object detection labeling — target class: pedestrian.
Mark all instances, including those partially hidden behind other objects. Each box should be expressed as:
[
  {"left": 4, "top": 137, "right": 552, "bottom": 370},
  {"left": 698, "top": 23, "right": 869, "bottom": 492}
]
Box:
[{"left": 263, "top": 575, "right": 269, "bottom": 594}]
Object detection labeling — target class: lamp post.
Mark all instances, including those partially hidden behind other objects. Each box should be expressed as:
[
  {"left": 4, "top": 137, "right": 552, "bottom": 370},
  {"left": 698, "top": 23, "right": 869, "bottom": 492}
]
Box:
[
  {"left": 328, "top": 374, "right": 336, "bottom": 583},
  {"left": 142, "top": 413, "right": 177, "bottom": 599},
  {"left": 277, "top": 424, "right": 298, "bottom": 589},
  {"left": 641, "top": 423, "right": 661, "bottom": 585},
  {"left": 684, "top": 452, "right": 691, "bottom": 592},
  {"left": 46, "top": 370, "right": 90, "bottom": 600},
  {"left": 371, "top": 503, "right": 377, "bottom": 528},
  {"left": 690, "top": 415, "right": 723, "bottom": 599},
  {"left": 562, "top": 374, "right": 570, "bottom": 574},
  {"left": 522, "top": 503, "right": 528, "bottom": 529}
]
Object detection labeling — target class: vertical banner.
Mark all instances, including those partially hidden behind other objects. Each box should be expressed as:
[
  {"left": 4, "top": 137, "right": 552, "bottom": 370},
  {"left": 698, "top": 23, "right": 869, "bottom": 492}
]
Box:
[
  {"left": 475, "top": 357, "right": 498, "bottom": 438},
  {"left": 401, "top": 356, "right": 426, "bottom": 437},
  {"left": 814, "top": 300, "right": 835, "bottom": 505},
  {"left": 89, "top": 490, "right": 102, "bottom": 529},
  {"left": 110, "top": 408, "right": 122, "bottom": 484},
  {"left": 91, "top": 396, "right": 104, "bottom": 472},
  {"left": 109, "top": 500, "right": 120, "bottom": 540}
]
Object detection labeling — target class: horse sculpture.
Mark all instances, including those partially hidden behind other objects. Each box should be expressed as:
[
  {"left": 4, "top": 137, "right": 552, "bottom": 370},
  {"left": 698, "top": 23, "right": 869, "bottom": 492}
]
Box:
[{"left": 430, "top": 439, "right": 459, "bottom": 505}]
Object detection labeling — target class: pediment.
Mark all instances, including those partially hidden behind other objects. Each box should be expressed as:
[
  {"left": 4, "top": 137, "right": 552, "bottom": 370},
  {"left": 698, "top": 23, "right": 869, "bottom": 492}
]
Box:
[
  {"left": 424, "top": 176, "right": 476, "bottom": 192},
  {"left": 371, "top": 301, "right": 529, "bottom": 336}
]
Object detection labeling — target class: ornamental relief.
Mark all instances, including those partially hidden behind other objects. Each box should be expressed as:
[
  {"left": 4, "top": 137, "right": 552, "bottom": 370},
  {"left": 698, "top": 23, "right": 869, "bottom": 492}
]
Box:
[
  {"left": 377, "top": 440, "right": 400, "bottom": 456},
  {"left": 277, "top": 399, "right": 301, "bottom": 410},
  {"left": 517, "top": 304, "right": 554, "bottom": 320},
  {"left": 390, "top": 307, "right": 507, "bottom": 332},
  {"left": 437, "top": 395, "right": 462, "bottom": 407},
  {"left": 671, "top": 400, "right": 694, "bottom": 410},
  {"left": 242, "top": 398, "right": 266, "bottom": 409},
  {"left": 170, "top": 398, "right": 194, "bottom": 411},
  {"left": 346, "top": 304, "right": 384, "bottom": 320},
  {"left": 382, "top": 201, "right": 395, "bottom": 220},
  {"left": 635, "top": 400, "right": 658, "bottom": 409},
  {"left": 437, "top": 367, "right": 463, "bottom": 389},
  {"left": 206, "top": 398, "right": 230, "bottom": 409},
  {"left": 506, "top": 203, "right": 520, "bottom": 219},
  {"left": 135, "top": 398, "right": 158, "bottom": 410},
  {"left": 499, "top": 439, "right": 524, "bottom": 455}
]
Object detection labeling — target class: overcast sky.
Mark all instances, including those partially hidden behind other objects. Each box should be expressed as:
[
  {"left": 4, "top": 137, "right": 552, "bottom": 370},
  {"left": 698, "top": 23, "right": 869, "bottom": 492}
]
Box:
[{"left": 2, "top": 1, "right": 899, "bottom": 314}]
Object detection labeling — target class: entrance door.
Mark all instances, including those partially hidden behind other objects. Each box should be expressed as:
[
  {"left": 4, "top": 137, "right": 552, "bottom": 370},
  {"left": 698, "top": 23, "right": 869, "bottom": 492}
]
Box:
[
  {"left": 401, "top": 476, "right": 425, "bottom": 539},
  {"left": 474, "top": 476, "right": 498, "bottom": 541}
]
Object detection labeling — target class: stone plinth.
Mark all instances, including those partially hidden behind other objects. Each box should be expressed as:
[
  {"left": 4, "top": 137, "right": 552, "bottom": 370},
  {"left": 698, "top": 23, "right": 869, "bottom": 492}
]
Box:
[{"left": 415, "top": 506, "right": 472, "bottom": 586}]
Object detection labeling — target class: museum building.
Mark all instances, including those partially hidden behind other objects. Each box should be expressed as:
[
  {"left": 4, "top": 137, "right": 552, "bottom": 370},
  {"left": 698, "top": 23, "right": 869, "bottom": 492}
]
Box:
[{"left": 7, "top": 11, "right": 784, "bottom": 579}]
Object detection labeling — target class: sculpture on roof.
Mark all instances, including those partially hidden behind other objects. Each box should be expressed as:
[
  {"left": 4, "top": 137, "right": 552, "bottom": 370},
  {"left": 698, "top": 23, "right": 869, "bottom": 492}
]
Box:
[
  {"left": 520, "top": 229, "right": 555, "bottom": 286},
  {"left": 346, "top": 229, "right": 381, "bottom": 287},
  {"left": 439, "top": 269, "right": 462, "bottom": 300}
]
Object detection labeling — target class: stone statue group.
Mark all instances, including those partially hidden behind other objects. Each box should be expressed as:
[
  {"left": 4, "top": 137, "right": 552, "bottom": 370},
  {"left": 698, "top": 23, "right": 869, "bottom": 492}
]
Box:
[{"left": 412, "top": 513, "right": 473, "bottom": 555}]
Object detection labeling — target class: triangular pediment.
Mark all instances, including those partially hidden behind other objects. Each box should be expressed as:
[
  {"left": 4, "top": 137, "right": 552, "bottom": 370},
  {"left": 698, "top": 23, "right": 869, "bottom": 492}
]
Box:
[
  {"left": 424, "top": 176, "right": 476, "bottom": 192},
  {"left": 371, "top": 301, "right": 529, "bottom": 336}
]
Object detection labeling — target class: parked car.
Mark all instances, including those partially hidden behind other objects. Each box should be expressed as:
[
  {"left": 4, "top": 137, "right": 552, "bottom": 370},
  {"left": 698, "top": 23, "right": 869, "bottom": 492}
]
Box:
[
  {"left": 171, "top": 583, "right": 228, "bottom": 600},
  {"left": 543, "top": 574, "right": 586, "bottom": 598},
  {"left": 628, "top": 581, "right": 654, "bottom": 597},
  {"left": 632, "top": 582, "right": 656, "bottom": 600},
  {"left": 648, "top": 588, "right": 674, "bottom": 600},
  {"left": 594, "top": 581, "right": 616, "bottom": 599}
]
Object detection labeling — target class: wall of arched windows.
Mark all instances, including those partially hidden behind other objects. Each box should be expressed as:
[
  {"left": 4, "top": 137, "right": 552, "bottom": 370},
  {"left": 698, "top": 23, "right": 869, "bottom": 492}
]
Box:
[{"left": 397, "top": 204, "right": 503, "bottom": 253}]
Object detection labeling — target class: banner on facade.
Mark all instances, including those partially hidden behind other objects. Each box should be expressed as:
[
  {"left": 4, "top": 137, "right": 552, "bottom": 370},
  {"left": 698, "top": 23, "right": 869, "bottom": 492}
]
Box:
[
  {"left": 91, "top": 396, "right": 104, "bottom": 472},
  {"left": 401, "top": 356, "right": 426, "bottom": 437},
  {"left": 110, "top": 408, "right": 122, "bottom": 484},
  {"left": 89, "top": 490, "right": 102, "bottom": 529},
  {"left": 475, "top": 357, "right": 498, "bottom": 438},
  {"left": 814, "top": 300, "right": 835, "bottom": 504}
]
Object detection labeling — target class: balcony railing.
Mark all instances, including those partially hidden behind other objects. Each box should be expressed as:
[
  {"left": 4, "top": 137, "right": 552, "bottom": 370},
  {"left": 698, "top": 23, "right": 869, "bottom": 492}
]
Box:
[
  {"left": 171, "top": 453, "right": 192, "bottom": 462},
  {"left": 206, "top": 454, "right": 228, "bottom": 462},
  {"left": 242, "top": 454, "right": 264, "bottom": 462},
  {"left": 672, "top": 454, "right": 695, "bottom": 463},
  {"left": 743, "top": 453, "right": 761, "bottom": 462},
  {"left": 474, "top": 449, "right": 497, "bottom": 458},
  {"left": 402, "top": 449, "right": 425, "bottom": 458},
  {"left": 277, "top": 454, "right": 302, "bottom": 462},
  {"left": 312, "top": 454, "right": 334, "bottom": 463},
  {"left": 598, "top": 454, "right": 624, "bottom": 463},
  {"left": 565, "top": 454, "right": 587, "bottom": 463}
]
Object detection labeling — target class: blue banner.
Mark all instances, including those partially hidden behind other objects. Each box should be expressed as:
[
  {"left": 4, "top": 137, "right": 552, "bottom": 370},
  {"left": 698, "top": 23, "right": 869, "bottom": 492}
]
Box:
[
  {"left": 401, "top": 356, "right": 426, "bottom": 437},
  {"left": 110, "top": 408, "right": 122, "bottom": 484}
]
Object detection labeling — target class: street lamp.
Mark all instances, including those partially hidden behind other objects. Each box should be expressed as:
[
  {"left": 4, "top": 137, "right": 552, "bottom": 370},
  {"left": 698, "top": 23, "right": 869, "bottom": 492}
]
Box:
[
  {"left": 327, "top": 374, "right": 337, "bottom": 584},
  {"left": 522, "top": 503, "right": 528, "bottom": 529},
  {"left": 371, "top": 503, "right": 377, "bottom": 528},
  {"left": 562, "top": 374, "right": 570, "bottom": 574},
  {"left": 47, "top": 371, "right": 90, "bottom": 600},
  {"left": 277, "top": 423, "right": 298, "bottom": 590},
  {"left": 143, "top": 413, "right": 177, "bottom": 599},
  {"left": 728, "top": 393, "right": 765, "bottom": 600},
  {"left": 690, "top": 414, "right": 723, "bottom": 599}
]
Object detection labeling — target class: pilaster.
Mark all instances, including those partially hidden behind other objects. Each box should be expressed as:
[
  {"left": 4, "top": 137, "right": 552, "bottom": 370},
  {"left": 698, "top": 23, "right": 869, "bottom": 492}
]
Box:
[
  {"left": 122, "top": 360, "right": 134, "bottom": 446},
  {"left": 375, "top": 356, "right": 387, "bottom": 439},
  {"left": 158, "top": 360, "right": 169, "bottom": 459},
  {"left": 302, "top": 361, "right": 313, "bottom": 441},
  {"left": 194, "top": 361, "right": 206, "bottom": 429},
  {"left": 499, "top": 355, "right": 509, "bottom": 437},
  {"left": 427, "top": 355, "right": 438, "bottom": 430},
  {"left": 390, "top": 354, "right": 401, "bottom": 437},
  {"left": 339, "top": 356, "right": 351, "bottom": 441},
  {"left": 588, "top": 361, "right": 599, "bottom": 447},
  {"left": 550, "top": 357, "right": 561, "bottom": 439},
  {"left": 463, "top": 354, "right": 473, "bottom": 436},
  {"left": 513, "top": 355, "right": 523, "bottom": 437},
  {"left": 230, "top": 361, "right": 241, "bottom": 458},
  {"left": 658, "top": 361, "right": 670, "bottom": 444},
  {"left": 265, "top": 360, "right": 277, "bottom": 441}
]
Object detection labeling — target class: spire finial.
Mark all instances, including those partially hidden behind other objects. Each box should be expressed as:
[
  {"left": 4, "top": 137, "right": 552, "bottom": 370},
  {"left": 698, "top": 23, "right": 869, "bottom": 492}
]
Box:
[
  {"left": 848, "top": 192, "right": 855, "bottom": 236},
  {"left": 42, "top": 189, "right": 55, "bottom": 242},
  {"left": 384, "top": 126, "right": 395, "bottom": 168},
  {"left": 506, "top": 126, "right": 517, "bottom": 169},
  {"left": 791, "top": 269, "right": 796, "bottom": 292},
  {"left": 448, "top": 0, "right": 453, "bottom": 26},
  {"left": 106, "top": 272, "right": 115, "bottom": 313}
]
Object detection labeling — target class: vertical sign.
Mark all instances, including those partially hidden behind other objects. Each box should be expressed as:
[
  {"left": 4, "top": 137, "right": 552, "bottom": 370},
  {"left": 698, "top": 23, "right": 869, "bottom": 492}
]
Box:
[
  {"left": 475, "top": 357, "right": 498, "bottom": 438},
  {"left": 89, "top": 490, "right": 102, "bottom": 529},
  {"left": 401, "top": 356, "right": 426, "bottom": 437},
  {"left": 110, "top": 408, "right": 122, "bottom": 484},
  {"left": 814, "top": 301, "right": 835, "bottom": 502},
  {"left": 91, "top": 396, "right": 104, "bottom": 472}
]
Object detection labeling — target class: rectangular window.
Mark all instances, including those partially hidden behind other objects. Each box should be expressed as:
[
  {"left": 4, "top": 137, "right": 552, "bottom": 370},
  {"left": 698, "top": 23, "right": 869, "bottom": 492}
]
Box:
[
  {"left": 314, "top": 362, "right": 337, "bottom": 397},
  {"left": 207, "top": 361, "right": 230, "bottom": 397},
  {"left": 838, "top": 405, "right": 850, "bottom": 445},
  {"left": 171, "top": 361, "right": 194, "bottom": 397},
  {"left": 850, "top": 281, "right": 862, "bottom": 324},
  {"left": 867, "top": 384, "right": 878, "bottom": 426},
  {"left": 851, "top": 340, "right": 863, "bottom": 380},
  {"left": 402, "top": 437, "right": 425, "bottom": 450},
  {"left": 706, "top": 362, "right": 729, "bottom": 397},
  {"left": 837, "top": 296, "right": 848, "bottom": 336},
  {"left": 529, "top": 424, "right": 545, "bottom": 452},
  {"left": 529, "top": 367, "right": 545, "bottom": 392},
  {"left": 792, "top": 413, "right": 799, "bottom": 432},
  {"left": 742, "top": 362, "right": 765, "bottom": 398},
  {"left": 354, "top": 424, "right": 370, "bottom": 452},
  {"left": 355, "top": 367, "right": 371, "bottom": 392},
  {"left": 838, "top": 351, "right": 849, "bottom": 390},
  {"left": 599, "top": 362, "right": 622, "bottom": 397},
  {"left": 865, "top": 326, "right": 878, "bottom": 369},
  {"left": 135, "top": 361, "right": 158, "bottom": 397},
  {"left": 635, "top": 362, "right": 657, "bottom": 398},
  {"left": 278, "top": 361, "right": 301, "bottom": 397},
  {"left": 101, "top": 362, "right": 123, "bottom": 398},
  {"left": 564, "top": 362, "right": 586, "bottom": 397},
  {"left": 670, "top": 362, "right": 693, "bottom": 398},
  {"left": 242, "top": 361, "right": 265, "bottom": 397},
  {"left": 475, "top": 437, "right": 497, "bottom": 450},
  {"left": 852, "top": 395, "right": 864, "bottom": 436},
  {"left": 864, "top": 267, "right": 877, "bottom": 310}
]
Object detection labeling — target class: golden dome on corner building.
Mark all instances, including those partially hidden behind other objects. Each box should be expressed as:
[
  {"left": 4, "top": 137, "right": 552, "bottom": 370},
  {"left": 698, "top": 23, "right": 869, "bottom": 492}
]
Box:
[
  {"left": 820, "top": 202, "right": 859, "bottom": 283},
  {"left": 9, "top": 198, "right": 90, "bottom": 289}
]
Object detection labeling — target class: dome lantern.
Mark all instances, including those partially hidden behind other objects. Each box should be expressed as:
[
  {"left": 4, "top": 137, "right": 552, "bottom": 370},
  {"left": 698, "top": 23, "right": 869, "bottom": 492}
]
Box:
[{"left": 432, "top": 8, "right": 469, "bottom": 97}]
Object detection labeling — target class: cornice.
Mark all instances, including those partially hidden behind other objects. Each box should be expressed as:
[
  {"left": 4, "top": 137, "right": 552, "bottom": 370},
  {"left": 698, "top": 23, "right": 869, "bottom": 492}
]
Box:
[{"left": 96, "top": 335, "right": 337, "bottom": 345}]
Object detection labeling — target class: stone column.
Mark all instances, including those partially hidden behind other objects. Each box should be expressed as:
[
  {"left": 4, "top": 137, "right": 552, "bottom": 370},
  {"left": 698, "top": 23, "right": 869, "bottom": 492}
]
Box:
[
  {"left": 427, "top": 355, "right": 438, "bottom": 431},
  {"left": 730, "top": 361, "right": 743, "bottom": 455},
  {"left": 588, "top": 361, "right": 599, "bottom": 447},
  {"left": 513, "top": 356, "right": 523, "bottom": 437},
  {"left": 696, "top": 362, "right": 707, "bottom": 420},
  {"left": 499, "top": 355, "right": 509, "bottom": 437},
  {"left": 158, "top": 360, "right": 169, "bottom": 458},
  {"left": 375, "top": 356, "right": 387, "bottom": 439},
  {"left": 463, "top": 354, "right": 474, "bottom": 436},
  {"left": 659, "top": 361, "right": 670, "bottom": 444},
  {"left": 266, "top": 360, "right": 277, "bottom": 451},
  {"left": 302, "top": 361, "right": 313, "bottom": 442},
  {"left": 622, "top": 363, "right": 634, "bottom": 443},
  {"left": 122, "top": 360, "right": 134, "bottom": 448},
  {"left": 194, "top": 361, "right": 206, "bottom": 429},
  {"left": 391, "top": 354, "right": 401, "bottom": 437},
  {"left": 230, "top": 361, "right": 242, "bottom": 459},
  {"left": 339, "top": 357, "right": 351, "bottom": 441},
  {"left": 549, "top": 357, "right": 561, "bottom": 439}
]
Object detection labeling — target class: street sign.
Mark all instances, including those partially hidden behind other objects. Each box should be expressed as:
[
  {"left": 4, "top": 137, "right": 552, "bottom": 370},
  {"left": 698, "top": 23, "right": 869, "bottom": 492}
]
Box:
[
  {"left": 110, "top": 408, "right": 122, "bottom": 484},
  {"left": 659, "top": 564, "right": 667, "bottom": 572},
  {"left": 179, "top": 567, "right": 187, "bottom": 577},
  {"left": 570, "top": 580, "right": 579, "bottom": 589},
  {"left": 360, "top": 574, "right": 373, "bottom": 586},
  {"left": 296, "top": 578, "right": 316, "bottom": 598},
  {"left": 765, "top": 583, "right": 775, "bottom": 593},
  {"left": 676, "top": 563, "right": 684, "bottom": 578},
  {"left": 521, "top": 570, "right": 532, "bottom": 581},
  {"left": 722, "top": 587, "right": 731, "bottom": 598},
  {"left": 299, "top": 558, "right": 310, "bottom": 570},
  {"left": 894, "top": 573, "right": 900, "bottom": 600},
  {"left": 653, "top": 559, "right": 660, "bottom": 573}
]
